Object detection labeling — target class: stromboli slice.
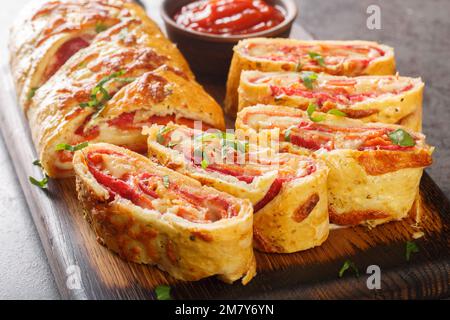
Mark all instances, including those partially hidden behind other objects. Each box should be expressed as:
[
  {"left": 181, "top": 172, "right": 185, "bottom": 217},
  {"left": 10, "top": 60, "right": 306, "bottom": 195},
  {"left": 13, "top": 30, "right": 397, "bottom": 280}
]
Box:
[
  {"left": 236, "top": 105, "right": 433, "bottom": 227},
  {"left": 9, "top": 0, "right": 139, "bottom": 110},
  {"left": 225, "top": 38, "right": 396, "bottom": 115},
  {"left": 238, "top": 71, "right": 424, "bottom": 131},
  {"left": 74, "top": 143, "right": 256, "bottom": 284},
  {"left": 79, "top": 65, "right": 225, "bottom": 158},
  {"left": 28, "top": 19, "right": 223, "bottom": 178},
  {"left": 145, "top": 124, "right": 329, "bottom": 253}
]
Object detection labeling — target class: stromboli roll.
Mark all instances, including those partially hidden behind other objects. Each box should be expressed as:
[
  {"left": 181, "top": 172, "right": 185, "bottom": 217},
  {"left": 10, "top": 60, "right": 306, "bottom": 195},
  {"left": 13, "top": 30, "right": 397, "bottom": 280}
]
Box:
[
  {"left": 10, "top": 0, "right": 143, "bottom": 110},
  {"left": 26, "top": 17, "right": 224, "bottom": 178},
  {"left": 74, "top": 143, "right": 256, "bottom": 284},
  {"left": 238, "top": 71, "right": 424, "bottom": 131},
  {"left": 236, "top": 105, "right": 433, "bottom": 227},
  {"left": 225, "top": 38, "right": 396, "bottom": 115},
  {"left": 145, "top": 124, "right": 329, "bottom": 253}
]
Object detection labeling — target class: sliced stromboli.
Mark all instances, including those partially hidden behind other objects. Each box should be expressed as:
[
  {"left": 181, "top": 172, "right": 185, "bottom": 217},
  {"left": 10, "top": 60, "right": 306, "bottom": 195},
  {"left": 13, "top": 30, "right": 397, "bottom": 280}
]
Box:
[
  {"left": 238, "top": 71, "right": 424, "bottom": 131},
  {"left": 88, "top": 65, "right": 224, "bottom": 142},
  {"left": 73, "top": 143, "right": 256, "bottom": 284},
  {"left": 225, "top": 38, "right": 396, "bottom": 115},
  {"left": 28, "top": 19, "right": 223, "bottom": 178},
  {"left": 236, "top": 105, "right": 433, "bottom": 227},
  {"left": 145, "top": 124, "right": 329, "bottom": 253},
  {"left": 9, "top": 0, "right": 139, "bottom": 110}
]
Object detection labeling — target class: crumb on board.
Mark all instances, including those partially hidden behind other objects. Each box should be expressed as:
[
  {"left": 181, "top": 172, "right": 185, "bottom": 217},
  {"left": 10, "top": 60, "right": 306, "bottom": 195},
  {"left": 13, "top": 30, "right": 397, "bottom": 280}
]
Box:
[{"left": 412, "top": 231, "right": 425, "bottom": 239}]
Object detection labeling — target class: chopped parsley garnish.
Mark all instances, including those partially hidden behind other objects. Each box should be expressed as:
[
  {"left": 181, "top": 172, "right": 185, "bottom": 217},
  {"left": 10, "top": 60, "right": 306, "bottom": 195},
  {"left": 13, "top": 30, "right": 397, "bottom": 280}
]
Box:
[
  {"left": 167, "top": 142, "right": 179, "bottom": 148},
  {"left": 221, "top": 132, "right": 248, "bottom": 154},
  {"left": 79, "top": 70, "right": 135, "bottom": 117},
  {"left": 201, "top": 158, "right": 209, "bottom": 169},
  {"left": 27, "top": 87, "right": 39, "bottom": 101},
  {"left": 308, "top": 51, "right": 326, "bottom": 67},
  {"left": 156, "top": 126, "right": 175, "bottom": 144},
  {"left": 155, "top": 285, "right": 171, "bottom": 300},
  {"left": 193, "top": 147, "right": 210, "bottom": 169},
  {"left": 338, "top": 260, "right": 360, "bottom": 278},
  {"left": 162, "top": 175, "right": 170, "bottom": 188},
  {"left": 196, "top": 132, "right": 248, "bottom": 154},
  {"left": 301, "top": 71, "right": 318, "bottom": 90},
  {"left": 29, "top": 176, "right": 49, "bottom": 189},
  {"left": 55, "top": 142, "right": 89, "bottom": 152},
  {"left": 406, "top": 241, "right": 419, "bottom": 261},
  {"left": 29, "top": 160, "right": 49, "bottom": 189},
  {"left": 284, "top": 125, "right": 296, "bottom": 142},
  {"left": 77, "top": 61, "right": 88, "bottom": 69},
  {"left": 30, "top": 159, "right": 49, "bottom": 189},
  {"left": 327, "top": 109, "right": 347, "bottom": 117},
  {"left": 388, "top": 129, "right": 416, "bottom": 147},
  {"left": 32, "top": 159, "right": 42, "bottom": 168},
  {"left": 295, "top": 60, "right": 302, "bottom": 72},
  {"left": 307, "top": 103, "right": 326, "bottom": 122},
  {"left": 95, "top": 23, "right": 108, "bottom": 33},
  {"left": 194, "top": 131, "right": 222, "bottom": 143}
]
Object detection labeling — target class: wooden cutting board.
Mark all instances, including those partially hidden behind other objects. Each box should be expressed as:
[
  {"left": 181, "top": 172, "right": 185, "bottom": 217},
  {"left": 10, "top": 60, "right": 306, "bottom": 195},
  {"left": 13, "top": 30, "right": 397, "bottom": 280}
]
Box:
[{"left": 0, "top": 0, "right": 448, "bottom": 300}]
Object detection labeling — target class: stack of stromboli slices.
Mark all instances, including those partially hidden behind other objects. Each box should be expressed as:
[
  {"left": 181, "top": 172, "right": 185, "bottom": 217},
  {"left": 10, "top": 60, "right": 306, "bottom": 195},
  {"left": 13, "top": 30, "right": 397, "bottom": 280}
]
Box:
[{"left": 9, "top": 0, "right": 433, "bottom": 284}]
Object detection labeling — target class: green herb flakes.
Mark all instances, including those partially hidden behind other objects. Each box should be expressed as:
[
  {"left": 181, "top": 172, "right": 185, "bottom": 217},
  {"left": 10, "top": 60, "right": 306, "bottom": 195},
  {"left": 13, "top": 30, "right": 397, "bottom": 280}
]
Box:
[{"left": 338, "top": 259, "right": 360, "bottom": 278}]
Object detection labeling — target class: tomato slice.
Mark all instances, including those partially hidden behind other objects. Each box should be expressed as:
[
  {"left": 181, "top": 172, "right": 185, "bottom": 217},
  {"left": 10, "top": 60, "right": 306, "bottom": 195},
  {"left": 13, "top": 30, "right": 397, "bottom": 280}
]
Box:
[
  {"left": 290, "top": 130, "right": 333, "bottom": 151},
  {"left": 75, "top": 115, "right": 100, "bottom": 140},
  {"left": 85, "top": 150, "right": 237, "bottom": 221},
  {"left": 205, "top": 164, "right": 257, "bottom": 184},
  {"left": 137, "top": 173, "right": 160, "bottom": 199},
  {"left": 173, "top": 186, "right": 236, "bottom": 221},
  {"left": 43, "top": 37, "right": 92, "bottom": 82},
  {"left": 86, "top": 152, "right": 154, "bottom": 209}
]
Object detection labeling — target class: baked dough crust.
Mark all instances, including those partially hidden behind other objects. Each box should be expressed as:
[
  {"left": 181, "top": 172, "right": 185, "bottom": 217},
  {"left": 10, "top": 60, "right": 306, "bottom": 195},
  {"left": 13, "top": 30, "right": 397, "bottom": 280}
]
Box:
[
  {"left": 238, "top": 71, "right": 423, "bottom": 131},
  {"left": 74, "top": 143, "right": 256, "bottom": 284},
  {"left": 225, "top": 38, "right": 396, "bottom": 116},
  {"left": 236, "top": 105, "right": 433, "bottom": 227},
  {"left": 10, "top": 0, "right": 137, "bottom": 110},
  {"left": 22, "top": 11, "right": 223, "bottom": 178},
  {"left": 145, "top": 124, "right": 329, "bottom": 253}
]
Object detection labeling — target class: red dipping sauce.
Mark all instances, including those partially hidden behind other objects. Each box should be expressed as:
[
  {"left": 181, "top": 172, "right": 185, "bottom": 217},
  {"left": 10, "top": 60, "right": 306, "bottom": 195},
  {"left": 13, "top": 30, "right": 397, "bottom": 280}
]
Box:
[{"left": 174, "top": 0, "right": 285, "bottom": 36}]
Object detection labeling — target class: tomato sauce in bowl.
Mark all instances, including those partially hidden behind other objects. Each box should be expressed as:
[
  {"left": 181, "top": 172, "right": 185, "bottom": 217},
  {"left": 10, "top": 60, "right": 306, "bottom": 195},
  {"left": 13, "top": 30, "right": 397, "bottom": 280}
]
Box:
[
  {"left": 173, "top": 0, "right": 285, "bottom": 36},
  {"left": 161, "top": 0, "right": 297, "bottom": 77}
]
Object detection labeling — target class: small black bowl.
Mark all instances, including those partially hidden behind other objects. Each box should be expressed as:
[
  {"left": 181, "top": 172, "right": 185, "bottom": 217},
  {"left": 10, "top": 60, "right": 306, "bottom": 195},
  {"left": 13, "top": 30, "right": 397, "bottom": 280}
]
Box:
[{"left": 161, "top": 0, "right": 298, "bottom": 79}]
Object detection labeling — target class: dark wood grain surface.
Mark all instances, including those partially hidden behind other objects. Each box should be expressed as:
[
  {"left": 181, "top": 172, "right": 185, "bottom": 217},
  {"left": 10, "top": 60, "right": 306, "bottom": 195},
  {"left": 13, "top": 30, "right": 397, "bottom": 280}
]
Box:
[{"left": 0, "top": 0, "right": 448, "bottom": 300}]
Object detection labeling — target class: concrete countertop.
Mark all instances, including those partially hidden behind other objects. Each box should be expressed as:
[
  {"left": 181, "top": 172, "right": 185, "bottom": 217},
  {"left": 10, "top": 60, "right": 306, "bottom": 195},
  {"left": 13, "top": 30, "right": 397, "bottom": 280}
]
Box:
[{"left": 0, "top": 0, "right": 448, "bottom": 299}]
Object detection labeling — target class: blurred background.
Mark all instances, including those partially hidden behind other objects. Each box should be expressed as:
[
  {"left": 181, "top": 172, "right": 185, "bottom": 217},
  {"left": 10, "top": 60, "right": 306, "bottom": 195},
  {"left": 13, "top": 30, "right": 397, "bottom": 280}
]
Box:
[{"left": 0, "top": 0, "right": 448, "bottom": 299}]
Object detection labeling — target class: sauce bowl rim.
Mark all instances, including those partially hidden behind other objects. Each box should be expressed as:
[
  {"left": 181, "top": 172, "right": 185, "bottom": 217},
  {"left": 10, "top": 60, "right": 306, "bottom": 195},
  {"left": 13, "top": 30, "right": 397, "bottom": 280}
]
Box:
[{"left": 160, "top": 0, "right": 298, "bottom": 43}]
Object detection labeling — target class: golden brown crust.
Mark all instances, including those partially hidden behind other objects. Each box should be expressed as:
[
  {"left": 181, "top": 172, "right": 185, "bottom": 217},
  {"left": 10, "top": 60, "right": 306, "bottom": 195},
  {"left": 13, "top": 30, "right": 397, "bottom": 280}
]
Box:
[
  {"left": 252, "top": 168, "right": 329, "bottom": 252},
  {"left": 329, "top": 208, "right": 391, "bottom": 226},
  {"left": 355, "top": 149, "right": 433, "bottom": 175},
  {"left": 252, "top": 228, "right": 283, "bottom": 253},
  {"left": 15, "top": 4, "right": 224, "bottom": 178},
  {"left": 97, "top": 66, "right": 225, "bottom": 130},
  {"left": 10, "top": 0, "right": 136, "bottom": 110},
  {"left": 74, "top": 143, "right": 256, "bottom": 284}
]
